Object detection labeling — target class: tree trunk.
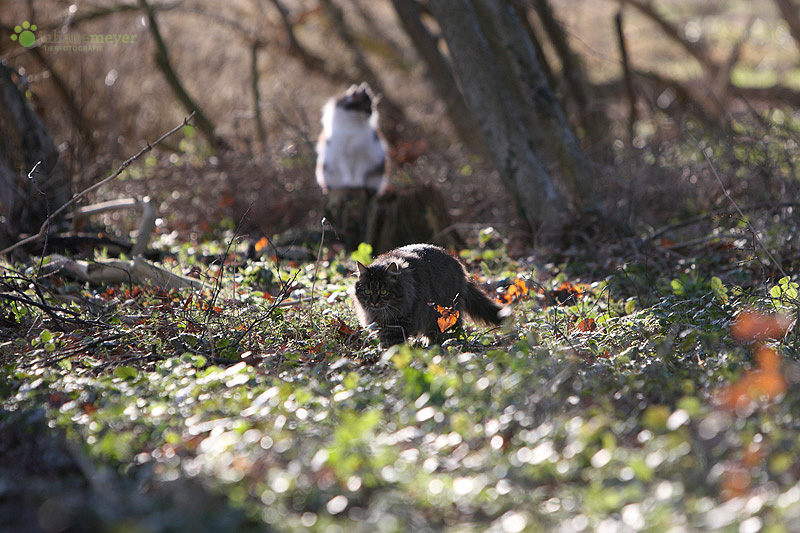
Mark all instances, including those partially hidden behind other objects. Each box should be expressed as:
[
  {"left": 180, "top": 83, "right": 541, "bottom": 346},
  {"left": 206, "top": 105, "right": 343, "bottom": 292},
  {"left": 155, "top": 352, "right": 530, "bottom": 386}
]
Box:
[
  {"left": 0, "top": 64, "right": 70, "bottom": 250},
  {"left": 429, "top": 0, "right": 584, "bottom": 241},
  {"left": 472, "top": 0, "right": 595, "bottom": 202},
  {"left": 774, "top": 0, "right": 800, "bottom": 55},
  {"left": 390, "top": 0, "right": 484, "bottom": 153},
  {"left": 138, "top": 0, "right": 223, "bottom": 150},
  {"left": 528, "top": 0, "right": 606, "bottom": 145},
  {"left": 318, "top": 0, "right": 405, "bottom": 139}
]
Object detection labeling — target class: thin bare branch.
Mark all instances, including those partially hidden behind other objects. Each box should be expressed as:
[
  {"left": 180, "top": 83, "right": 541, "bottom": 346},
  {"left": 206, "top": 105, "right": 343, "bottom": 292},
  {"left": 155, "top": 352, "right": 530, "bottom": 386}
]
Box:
[
  {"left": 700, "top": 147, "right": 788, "bottom": 279},
  {"left": 0, "top": 112, "right": 195, "bottom": 257},
  {"left": 617, "top": 0, "right": 715, "bottom": 72},
  {"left": 137, "top": 0, "right": 222, "bottom": 149}
]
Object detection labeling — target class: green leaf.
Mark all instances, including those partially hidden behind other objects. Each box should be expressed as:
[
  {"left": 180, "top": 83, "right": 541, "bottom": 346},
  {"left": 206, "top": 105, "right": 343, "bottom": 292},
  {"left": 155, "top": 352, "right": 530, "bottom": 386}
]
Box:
[
  {"left": 343, "top": 371, "right": 360, "bottom": 390},
  {"left": 350, "top": 242, "right": 373, "bottom": 265},
  {"left": 670, "top": 279, "right": 684, "bottom": 295},
  {"left": 113, "top": 366, "right": 139, "bottom": 380},
  {"left": 642, "top": 405, "right": 670, "bottom": 431}
]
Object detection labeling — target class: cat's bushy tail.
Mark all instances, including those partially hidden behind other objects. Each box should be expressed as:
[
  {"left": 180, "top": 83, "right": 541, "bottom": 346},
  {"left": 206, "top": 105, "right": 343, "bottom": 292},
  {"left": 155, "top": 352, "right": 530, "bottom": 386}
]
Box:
[{"left": 463, "top": 281, "right": 510, "bottom": 326}]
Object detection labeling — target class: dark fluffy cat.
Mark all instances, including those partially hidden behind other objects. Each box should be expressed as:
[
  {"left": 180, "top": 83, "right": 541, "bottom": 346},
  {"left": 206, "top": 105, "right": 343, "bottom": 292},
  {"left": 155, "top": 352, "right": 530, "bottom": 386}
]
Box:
[{"left": 353, "top": 244, "right": 509, "bottom": 347}]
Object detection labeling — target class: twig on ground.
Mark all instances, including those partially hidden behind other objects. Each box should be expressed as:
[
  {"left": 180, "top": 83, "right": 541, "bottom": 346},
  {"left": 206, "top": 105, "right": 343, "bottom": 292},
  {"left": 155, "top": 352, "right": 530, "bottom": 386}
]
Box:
[
  {"left": 25, "top": 161, "right": 52, "bottom": 279},
  {"left": 231, "top": 269, "right": 301, "bottom": 352},
  {"left": 661, "top": 232, "right": 748, "bottom": 250},
  {"left": 0, "top": 272, "right": 108, "bottom": 329},
  {"left": 700, "top": 148, "right": 788, "bottom": 279},
  {"left": 308, "top": 217, "right": 329, "bottom": 331},
  {"left": 88, "top": 351, "right": 160, "bottom": 375},
  {"left": 645, "top": 202, "right": 800, "bottom": 243},
  {"left": 203, "top": 204, "right": 251, "bottom": 325},
  {"left": 27, "top": 327, "right": 142, "bottom": 368},
  {"left": 198, "top": 204, "right": 252, "bottom": 355}
]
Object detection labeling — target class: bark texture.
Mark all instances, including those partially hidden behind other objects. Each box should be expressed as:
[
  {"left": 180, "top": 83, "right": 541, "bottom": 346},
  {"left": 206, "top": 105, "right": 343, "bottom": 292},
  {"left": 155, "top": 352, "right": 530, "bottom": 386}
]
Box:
[
  {"left": 390, "top": 0, "right": 484, "bottom": 152},
  {"left": 323, "top": 183, "right": 459, "bottom": 254},
  {"left": 429, "top": 0, "right": 596, "bottom": 239},
  {"left": 0, "top": 63, "right": 70, "bottom": 249}
]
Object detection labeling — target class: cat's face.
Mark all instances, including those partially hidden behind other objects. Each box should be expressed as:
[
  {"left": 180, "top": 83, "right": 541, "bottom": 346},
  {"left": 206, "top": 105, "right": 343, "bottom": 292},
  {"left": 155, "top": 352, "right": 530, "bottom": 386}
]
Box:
[
  {"left": 355, "top": 262, "right": 401, "bottom": 310},
  {"left": 337, "top": 83, "right": 373, "bottom": 115}
]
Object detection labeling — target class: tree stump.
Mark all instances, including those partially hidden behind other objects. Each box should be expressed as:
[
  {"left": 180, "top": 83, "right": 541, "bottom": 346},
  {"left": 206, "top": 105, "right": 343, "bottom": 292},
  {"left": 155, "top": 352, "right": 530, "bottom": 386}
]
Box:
[
  {"left": 324, "top": 188, "right": 376, "bottom": 251},
  {"left": 324, "top": 183, "right": 461, "bottom": 253}
]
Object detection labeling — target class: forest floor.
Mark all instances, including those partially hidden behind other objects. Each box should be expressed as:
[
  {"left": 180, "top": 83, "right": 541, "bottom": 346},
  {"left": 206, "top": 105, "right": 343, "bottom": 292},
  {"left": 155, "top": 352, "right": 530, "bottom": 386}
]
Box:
[{"left": 2, "top": 117, "right": 799, "bottom": 530}]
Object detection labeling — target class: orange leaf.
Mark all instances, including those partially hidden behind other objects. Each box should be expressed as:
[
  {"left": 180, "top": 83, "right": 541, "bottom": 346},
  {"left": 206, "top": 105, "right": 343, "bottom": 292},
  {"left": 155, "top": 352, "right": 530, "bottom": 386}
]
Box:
[
  {"left": 255, "top": 236, "right": 269, "bottom": 252},
  {"left": 332, "top": 317, "right": 356, "bottom": 337},
  {"left": 433, "top": 304, "right": 460, "bottom": 332},
  {"left": 576, "top": 318, "right": 597, "bottom": 332},
  {"left": 550, "top": 281, "right": 584, "bottom": 306},
  {"left": 716, "top": 346, "right": 786, "bottom": 411},
  {"left": 721, "top": 466, "right": 751, "bottom": 500},
  {"left": 742, "top": 442, "right": 763, "bottom": 469},
  {"left": 732, "top": 309, "right": 792, "bottom": 342},
  {"left": 502, "top": 278, "right": 530, "bottom": 304},
  {"left": 755, "top": 345, "right": 782, "bottom": 374},
  {"left": 219, "top": 193, "right": 235, "bottom": 208},
  {"left": 513, "top": 278, "right": 528, "bottom": 297}
]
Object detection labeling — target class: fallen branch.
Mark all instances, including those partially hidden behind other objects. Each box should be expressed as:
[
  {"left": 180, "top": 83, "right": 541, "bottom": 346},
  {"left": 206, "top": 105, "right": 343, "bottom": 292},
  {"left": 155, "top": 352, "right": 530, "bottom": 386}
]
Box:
[
  {"left": 131, "top": 197, "right": 157, "bottom": 257},
  {"left": 0, "top": 112, "right": 194, "bottom": 257},
  {"left": 645, "top": 202, "right": 800, "bottom": 243},
  {"left": 69, "top": 196, "right": 157, "bottom": 256},
  {"left": 42, "top": 254, "right": 205, "bottom": 290}
]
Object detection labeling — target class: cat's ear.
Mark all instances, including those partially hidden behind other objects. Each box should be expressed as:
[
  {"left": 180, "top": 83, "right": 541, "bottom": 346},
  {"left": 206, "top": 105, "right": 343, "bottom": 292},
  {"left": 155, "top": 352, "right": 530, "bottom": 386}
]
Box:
[
  {"left": 384, "top": 262, "right": 400, "bottom": 275},
  {"left": 356, "top": 262, "right": 369, "bottom": 277}
]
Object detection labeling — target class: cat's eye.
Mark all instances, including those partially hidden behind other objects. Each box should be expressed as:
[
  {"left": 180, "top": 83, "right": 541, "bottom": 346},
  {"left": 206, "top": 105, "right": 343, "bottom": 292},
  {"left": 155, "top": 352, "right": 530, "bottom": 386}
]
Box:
[
  {"left": 380, "top": 289, "right": 388, "bottom": 295},
  {"left": 364, "top": 289, "right": 372, "bottom": 295}
]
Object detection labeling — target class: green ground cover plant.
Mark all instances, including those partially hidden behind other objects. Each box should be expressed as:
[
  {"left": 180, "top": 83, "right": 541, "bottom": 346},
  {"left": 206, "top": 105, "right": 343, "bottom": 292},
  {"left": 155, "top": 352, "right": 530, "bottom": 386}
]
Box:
[{"left": 2, "top": 213, "right": 798, "bottom": 531}]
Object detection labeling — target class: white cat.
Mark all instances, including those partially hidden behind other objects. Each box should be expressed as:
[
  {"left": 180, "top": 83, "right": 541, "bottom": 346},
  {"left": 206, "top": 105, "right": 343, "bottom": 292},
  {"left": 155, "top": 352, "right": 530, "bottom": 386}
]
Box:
[{"left": 315, "top": 83, "right": 388, "bottom": 193}]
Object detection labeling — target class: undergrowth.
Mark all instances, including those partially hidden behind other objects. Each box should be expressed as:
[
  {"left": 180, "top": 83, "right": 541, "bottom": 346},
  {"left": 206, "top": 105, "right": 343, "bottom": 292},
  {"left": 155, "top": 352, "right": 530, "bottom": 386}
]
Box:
[{"left": 1, "top": 218, "right": 799, "bottom": 532}]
